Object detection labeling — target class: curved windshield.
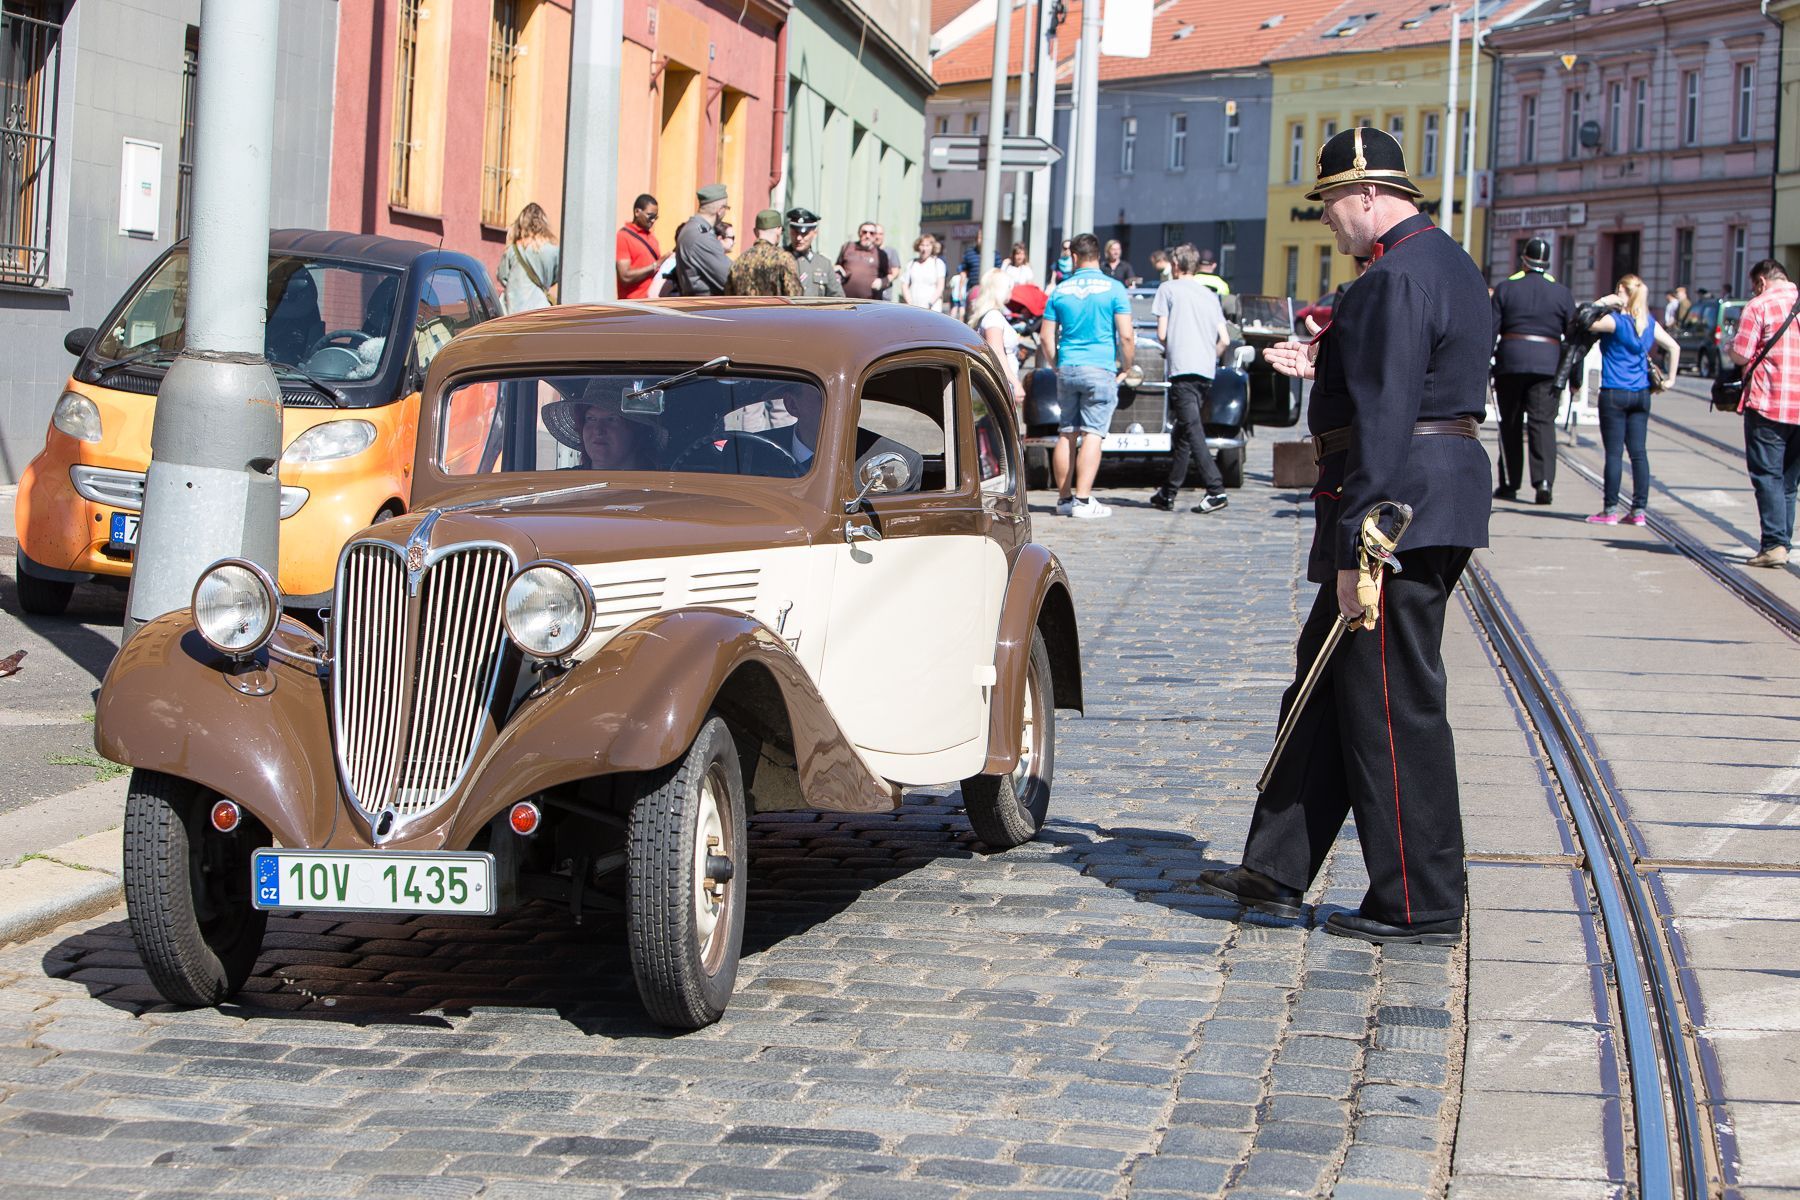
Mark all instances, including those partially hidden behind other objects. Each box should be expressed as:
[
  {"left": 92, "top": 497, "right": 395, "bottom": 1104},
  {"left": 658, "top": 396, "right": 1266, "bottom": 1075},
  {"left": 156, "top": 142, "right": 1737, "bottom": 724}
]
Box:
[
  {"left": 439, "top": 371, "right": 824, "bottom": 480},
  {"left": 94, "top": 250, "right": 405, "bottom": 383}
]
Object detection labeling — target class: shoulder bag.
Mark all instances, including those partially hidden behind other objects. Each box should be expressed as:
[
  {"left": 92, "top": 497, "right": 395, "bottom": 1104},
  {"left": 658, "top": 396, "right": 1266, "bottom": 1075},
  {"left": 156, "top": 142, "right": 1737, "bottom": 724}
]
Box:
[{"left": 1713, "top": 293, "right": 1800, "bottom": 411}]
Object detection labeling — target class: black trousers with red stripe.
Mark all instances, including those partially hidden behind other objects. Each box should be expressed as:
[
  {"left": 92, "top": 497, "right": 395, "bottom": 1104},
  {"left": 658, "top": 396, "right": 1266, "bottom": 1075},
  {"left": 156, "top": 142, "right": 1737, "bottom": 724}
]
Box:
[{"left": 1240, "top": 546, "right": 1472, "bottom": 925}]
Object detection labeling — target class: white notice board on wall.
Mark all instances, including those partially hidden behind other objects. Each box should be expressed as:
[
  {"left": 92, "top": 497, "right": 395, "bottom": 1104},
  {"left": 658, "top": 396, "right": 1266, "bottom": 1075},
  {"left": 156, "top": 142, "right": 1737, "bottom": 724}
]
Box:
[{"left": 119, "top": 138, "right": 163, "bottom": 239}]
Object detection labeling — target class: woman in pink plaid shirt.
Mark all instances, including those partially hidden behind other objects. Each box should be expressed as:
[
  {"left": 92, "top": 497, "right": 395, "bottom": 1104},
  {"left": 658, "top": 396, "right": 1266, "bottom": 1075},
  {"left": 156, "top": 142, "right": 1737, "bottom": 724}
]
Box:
[{"left": 1729, "top": 259, "right": 1800, "bottom": 569}]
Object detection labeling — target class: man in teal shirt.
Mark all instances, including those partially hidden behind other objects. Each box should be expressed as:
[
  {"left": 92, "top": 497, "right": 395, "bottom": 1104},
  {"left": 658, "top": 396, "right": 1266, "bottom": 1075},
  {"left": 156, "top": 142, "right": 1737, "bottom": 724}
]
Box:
[{"left": 1042, "top": 233, "right": 1135, "bottom": 518}]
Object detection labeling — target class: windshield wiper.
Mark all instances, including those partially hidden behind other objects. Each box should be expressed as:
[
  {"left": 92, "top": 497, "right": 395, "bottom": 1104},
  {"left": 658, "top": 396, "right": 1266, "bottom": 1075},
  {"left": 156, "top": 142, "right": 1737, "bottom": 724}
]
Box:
[
  {"left": 273, "top": 364, "right": 348, "bottom": 407},
  {"left": 90, "top": 347, "right": 176, "bottom": 381},
  {"left": 624, "top": 355, "right": 732, "bottom": 404}
]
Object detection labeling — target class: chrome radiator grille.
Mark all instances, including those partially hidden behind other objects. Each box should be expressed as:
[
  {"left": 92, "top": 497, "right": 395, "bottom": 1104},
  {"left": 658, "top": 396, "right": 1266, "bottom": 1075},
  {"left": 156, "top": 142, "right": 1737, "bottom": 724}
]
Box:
[{"left": 333, "top": 542, "right": 512, "bottom": 820}]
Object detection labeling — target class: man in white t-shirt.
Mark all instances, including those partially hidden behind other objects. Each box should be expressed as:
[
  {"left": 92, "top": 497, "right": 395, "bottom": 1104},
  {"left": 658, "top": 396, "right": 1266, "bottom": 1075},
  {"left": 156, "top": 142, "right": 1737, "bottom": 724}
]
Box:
[{"left": 1148, "top": 245, "right": 1232, "bottom": 514}]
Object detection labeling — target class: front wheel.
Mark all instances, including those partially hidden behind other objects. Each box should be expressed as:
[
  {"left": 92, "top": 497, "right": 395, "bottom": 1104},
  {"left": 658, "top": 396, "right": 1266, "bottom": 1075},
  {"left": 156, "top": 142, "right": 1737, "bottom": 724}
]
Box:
[
  {"left": 1217, "top": 446, "right": 1246, "bottom": 489},
  {"left": 963, "top": 629, "right": 1056, "bottom": 849},
  {"left": 625, "top": 715, "right": 748, "bottom": 1029},
  {"left": 123, "top": 770, "right": 268, "bottom": 1006},
  {"left": 15, "top": 553, "right": 73, "bottom": 616}
]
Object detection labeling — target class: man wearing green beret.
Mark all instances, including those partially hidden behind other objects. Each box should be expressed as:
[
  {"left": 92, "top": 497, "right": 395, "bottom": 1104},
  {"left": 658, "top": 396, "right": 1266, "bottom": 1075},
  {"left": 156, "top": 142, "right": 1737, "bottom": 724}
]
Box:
[
  {"left": 674, "top": 183, "right": 733, "bottom": 296},
  {"left": 728, "top": 209, "right": 803, "bottom": 297}
]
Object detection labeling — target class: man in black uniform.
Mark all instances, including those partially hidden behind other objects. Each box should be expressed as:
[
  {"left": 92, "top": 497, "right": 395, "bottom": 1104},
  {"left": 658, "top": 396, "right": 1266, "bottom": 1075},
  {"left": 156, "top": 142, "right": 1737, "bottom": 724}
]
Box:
[
  {"left": 1491, "top": 238, "right": 1574, "bottom": 504},
  {"left": 1200, "top": 128, "right": 1493, "bottom": 944}
]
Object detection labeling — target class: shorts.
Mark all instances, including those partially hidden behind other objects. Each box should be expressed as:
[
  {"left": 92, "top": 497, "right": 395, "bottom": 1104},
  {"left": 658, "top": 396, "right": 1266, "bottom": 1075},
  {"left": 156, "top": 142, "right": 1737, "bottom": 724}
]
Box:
[{"left": 1056, "top": 364, "right": 1120, "bottom": 436}]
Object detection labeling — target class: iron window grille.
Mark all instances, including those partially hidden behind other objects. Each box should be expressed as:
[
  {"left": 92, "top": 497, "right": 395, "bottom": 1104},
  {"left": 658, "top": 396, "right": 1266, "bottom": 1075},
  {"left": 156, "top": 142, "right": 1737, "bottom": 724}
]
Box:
[
  {"left": 481, "top": 0, "right": 520, "bottom": 227},
  {"left": 1, "top": 2, "right": 62, "bottom": 287},
  {"left": 175, "top": 26, "right": 197, "bottom": 239},
  {"left": 389, "top": 0, "right": 422, "bottom": 208}
]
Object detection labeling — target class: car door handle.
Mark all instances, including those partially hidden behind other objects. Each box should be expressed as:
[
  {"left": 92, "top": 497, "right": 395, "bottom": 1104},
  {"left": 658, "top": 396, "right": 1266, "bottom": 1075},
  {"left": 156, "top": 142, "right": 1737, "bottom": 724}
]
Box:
[{"left": 843, "top": 521, "right": 882, "bottom": 544}]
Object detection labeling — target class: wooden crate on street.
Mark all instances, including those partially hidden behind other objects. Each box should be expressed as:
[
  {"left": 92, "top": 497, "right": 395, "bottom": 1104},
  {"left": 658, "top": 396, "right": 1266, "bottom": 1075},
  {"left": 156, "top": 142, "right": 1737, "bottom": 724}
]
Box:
[{"left": 1272, "top": 440, "right": 1318, "bottom": 490}]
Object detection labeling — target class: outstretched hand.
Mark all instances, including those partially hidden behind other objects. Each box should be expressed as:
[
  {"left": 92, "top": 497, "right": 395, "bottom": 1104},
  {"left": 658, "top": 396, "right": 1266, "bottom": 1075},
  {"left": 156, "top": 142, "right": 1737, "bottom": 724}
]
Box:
[{"left": 1265, "top": 338, "right": 1317, "bottom": 380}]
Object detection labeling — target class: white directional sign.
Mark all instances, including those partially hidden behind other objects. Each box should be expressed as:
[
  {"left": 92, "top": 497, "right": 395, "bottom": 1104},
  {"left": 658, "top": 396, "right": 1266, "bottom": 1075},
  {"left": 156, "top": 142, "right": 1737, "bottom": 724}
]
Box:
[{"left": 928, "top": 135, "right": 1065, "bottom": 173}]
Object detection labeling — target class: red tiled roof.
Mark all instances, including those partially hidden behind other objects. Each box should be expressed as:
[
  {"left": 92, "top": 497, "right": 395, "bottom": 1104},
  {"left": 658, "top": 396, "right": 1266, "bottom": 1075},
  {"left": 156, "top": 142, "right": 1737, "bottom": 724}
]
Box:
[
  {"left": 1096, "top": 0, "right": 1351, "bottom": 82},
  {"left": 1265, "top": 0, "right": 1548, "bottom": 63},
  {"left": 932, "top": 0, "right": 983, "bottom": 35},
  {"left": 933, "top": 0, "right": 1085, "bottom": 86}
]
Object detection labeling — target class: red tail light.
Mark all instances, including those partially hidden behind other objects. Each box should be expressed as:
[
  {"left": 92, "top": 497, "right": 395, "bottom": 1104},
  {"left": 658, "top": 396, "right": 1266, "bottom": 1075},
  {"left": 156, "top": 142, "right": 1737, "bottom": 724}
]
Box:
[
  {"left": 509, "top": 801, "right": 541, "bottom": 836},
  {"left": 210, "top": 800, "right": 241, "bottom": 833}
]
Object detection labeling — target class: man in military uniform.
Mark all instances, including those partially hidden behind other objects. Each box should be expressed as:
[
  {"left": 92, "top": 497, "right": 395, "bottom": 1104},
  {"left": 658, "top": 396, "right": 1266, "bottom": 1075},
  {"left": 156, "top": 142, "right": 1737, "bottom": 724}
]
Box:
[
  {"left": 785, "top": 208, "right": 843, "bottom": 298},
  {"left": 728, "top": 209, "right": 804, "bottom": 297},
  {"left": 674, "top": 184, "right": 733, "bottom": 297},
  {"left": 1491, "top": 237, "right": 1574, "bottom": 504},
  {"left": 1200, "top": 128, "right": 1493, "bottom": 945}
]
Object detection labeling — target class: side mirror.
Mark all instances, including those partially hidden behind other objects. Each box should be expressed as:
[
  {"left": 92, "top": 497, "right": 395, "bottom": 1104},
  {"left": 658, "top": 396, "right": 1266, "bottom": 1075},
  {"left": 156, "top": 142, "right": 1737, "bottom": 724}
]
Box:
[
  {"left": 844, "top": 451, "right": 910, "bottom": 512},
  {"left": 64, "top": 327, "right": 97, "bottom": 357}
]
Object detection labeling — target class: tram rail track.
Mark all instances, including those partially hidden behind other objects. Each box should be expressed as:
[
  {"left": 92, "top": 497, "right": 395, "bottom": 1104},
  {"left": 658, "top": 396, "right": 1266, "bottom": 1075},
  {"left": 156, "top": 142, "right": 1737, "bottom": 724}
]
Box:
[
  {"left": 1647, "top": 410, "right": 1746, "bottom": 461},
  {"left": 1460, "top": 557, "right": 1713, "bottom": 1200}
]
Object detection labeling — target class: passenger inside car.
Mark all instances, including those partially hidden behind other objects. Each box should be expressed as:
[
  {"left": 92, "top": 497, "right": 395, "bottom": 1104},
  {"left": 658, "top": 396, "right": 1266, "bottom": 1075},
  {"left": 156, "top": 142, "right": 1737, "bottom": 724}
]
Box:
[
  {"left": 266, "top": 266, "right": 324, "bottom": 366},
  {"left": 543, "top": 383, "right": 665, "bottom": 470}
]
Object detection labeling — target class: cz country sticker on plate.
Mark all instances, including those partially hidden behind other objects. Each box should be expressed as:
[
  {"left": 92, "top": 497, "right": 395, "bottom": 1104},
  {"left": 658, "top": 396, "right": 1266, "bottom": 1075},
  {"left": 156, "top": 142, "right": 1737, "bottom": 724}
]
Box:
[
  {"left": 252, "top": 849, "right": 496, "bottom": 915},
  {"left": 109, "top": 513, "right": 140, "bottom": 547}
]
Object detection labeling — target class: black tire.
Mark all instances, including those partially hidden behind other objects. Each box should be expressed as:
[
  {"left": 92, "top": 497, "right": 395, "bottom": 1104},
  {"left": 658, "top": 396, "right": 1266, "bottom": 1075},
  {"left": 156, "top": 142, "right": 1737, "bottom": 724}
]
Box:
[
  {"left": 123, "top": 770, "right": 268, "bottom": 1006},
  {"left": 962, "top": 629, "right": 1056, "bottom": 850},
  {"left": 15, "top": 554, "right": 73, "bottom": 616},
  {"left": 625, "top": 715, "right": 748, "bottom": 1029},
  {"left": 1217, "top": 447, "right": 1246, "bottom": 489},
  {"left": 1698, "top": 350, "right": 1716, "bottom": 379},
  {"left": 1024, "top": 446, "right": 1052, "bottom": 491}
]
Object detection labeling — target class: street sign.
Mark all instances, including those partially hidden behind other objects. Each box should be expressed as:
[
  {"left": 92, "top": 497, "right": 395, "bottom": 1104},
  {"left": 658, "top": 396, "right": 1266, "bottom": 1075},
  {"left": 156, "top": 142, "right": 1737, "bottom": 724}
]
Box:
[{"left": 928, "top": 135, "right": 1065, "bottom": 173}]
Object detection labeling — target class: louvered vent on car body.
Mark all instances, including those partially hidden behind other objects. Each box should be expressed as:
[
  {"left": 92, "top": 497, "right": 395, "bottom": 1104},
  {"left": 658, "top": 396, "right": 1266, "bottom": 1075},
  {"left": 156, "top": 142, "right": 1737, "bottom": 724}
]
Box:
[
  {"left": 686, "top": 566, "right": 760, "bottom": 615},
  {"left": 590, "top": 575, "right": 668, "bottom": 635}
]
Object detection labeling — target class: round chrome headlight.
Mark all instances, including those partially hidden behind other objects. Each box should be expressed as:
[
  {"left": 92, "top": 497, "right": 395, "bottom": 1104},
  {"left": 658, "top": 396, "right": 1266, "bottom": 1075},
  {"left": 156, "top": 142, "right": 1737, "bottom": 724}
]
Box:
[
  {"left": 192, "top": 559, "right": 281, "bottom": 657},
  {"left": 503, "top": 561, "right": 594, "bottom": 660}
]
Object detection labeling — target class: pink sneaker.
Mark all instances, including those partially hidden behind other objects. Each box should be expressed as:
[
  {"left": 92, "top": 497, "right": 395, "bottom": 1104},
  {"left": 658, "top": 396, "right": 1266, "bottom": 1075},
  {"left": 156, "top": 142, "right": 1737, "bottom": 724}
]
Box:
[
  {"left": 1586, "top": 510, "right": 1623, "bottom": 525},
  {"left": 1625, "top": 509, "right": 1648, "bottom": 526}
]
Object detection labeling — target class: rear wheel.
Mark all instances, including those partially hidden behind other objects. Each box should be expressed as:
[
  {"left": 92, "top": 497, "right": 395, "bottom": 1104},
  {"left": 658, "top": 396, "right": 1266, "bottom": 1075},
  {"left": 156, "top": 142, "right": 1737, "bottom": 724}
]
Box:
[
  {"left": 1024, "top": 446, "right": 1052, "bottom": 491},
  {"left": 15, "top": 553, "right": 73, "bottom": 616},
  {"left": 963, "top": 630, "right": 1056, "bottom": 849},
  {"left": 625, "top": 715, "right": 748, "bottom": 1029},
  {"left": 1217, "top": 446, "right": 1246, "bottom": 489},
  {"left": 123, "top": 770, "right": 267, "bottom": 1006}
]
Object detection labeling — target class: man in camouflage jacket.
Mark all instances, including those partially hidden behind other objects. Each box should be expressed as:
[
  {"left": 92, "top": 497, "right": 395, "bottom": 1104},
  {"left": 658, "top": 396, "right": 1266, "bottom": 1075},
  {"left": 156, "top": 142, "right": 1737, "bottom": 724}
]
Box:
[{"left": 728, "top": 209, "right": 803, "bottom": 297}]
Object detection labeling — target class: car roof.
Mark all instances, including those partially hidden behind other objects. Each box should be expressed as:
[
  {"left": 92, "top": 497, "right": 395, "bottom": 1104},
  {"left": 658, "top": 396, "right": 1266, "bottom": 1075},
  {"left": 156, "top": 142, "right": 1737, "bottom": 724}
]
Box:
[
  {"left": 268, "top": 228, "right": 441, "bottom": 269},
  {"left": 427, "top": 298, "right": 993, "bottom": 388}
]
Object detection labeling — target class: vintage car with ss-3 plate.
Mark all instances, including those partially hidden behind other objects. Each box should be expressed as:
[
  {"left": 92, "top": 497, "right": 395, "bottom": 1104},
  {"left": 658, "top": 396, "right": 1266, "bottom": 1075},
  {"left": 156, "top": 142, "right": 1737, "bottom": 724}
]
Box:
[{"left": 95, "top": 298, "right": 1085, "bottom": 1029}]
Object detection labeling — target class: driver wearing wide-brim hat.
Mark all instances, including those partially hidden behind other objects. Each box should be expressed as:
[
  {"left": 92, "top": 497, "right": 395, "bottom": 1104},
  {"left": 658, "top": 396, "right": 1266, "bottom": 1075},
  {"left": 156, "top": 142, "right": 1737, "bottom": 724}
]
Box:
[
  {"left": 542, "top": 379, "right": 667, "bottom": 469},
  {"left": 1198, "top": 125, "right": 1496, "bottom": 949}
]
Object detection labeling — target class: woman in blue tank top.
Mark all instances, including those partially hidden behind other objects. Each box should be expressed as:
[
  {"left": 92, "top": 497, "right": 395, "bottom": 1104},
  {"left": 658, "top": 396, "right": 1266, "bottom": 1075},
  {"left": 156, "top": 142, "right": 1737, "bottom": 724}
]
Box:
[{"left": 1585, "top": 273, "right": 1681, "bottom": 524}]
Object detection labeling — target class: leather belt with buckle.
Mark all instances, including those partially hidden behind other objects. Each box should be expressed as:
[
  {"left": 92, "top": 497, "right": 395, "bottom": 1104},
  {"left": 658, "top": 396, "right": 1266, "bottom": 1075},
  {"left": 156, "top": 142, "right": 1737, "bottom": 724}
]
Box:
[
  {"left": 1500, "top": 332, "right": 1562, "bottom": 345},
  {"left": 1310, "top": 415, "right": 1481, "bottom": 465}
]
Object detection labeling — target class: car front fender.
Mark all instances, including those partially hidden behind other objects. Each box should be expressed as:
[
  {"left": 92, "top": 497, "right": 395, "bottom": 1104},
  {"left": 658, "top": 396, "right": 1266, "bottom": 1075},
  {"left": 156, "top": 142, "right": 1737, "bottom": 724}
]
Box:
[
  {"left": 446, "top": 607, "right": 898, "bottom": 845},
  {"left": 94, "top": 613, "right": 340, "bottom": 850},
  {"left": 983, "top": 544, "right": 1083, "bottom": 774}
]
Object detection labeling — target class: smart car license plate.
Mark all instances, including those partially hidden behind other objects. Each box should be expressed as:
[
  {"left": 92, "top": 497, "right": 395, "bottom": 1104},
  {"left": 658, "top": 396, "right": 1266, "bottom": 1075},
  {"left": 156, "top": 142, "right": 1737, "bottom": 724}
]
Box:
[
  {"left": 108, "top": 513, "right": 140, "bottom": 547},
  {"left": 251, "top": 849, "right": 496, "bottom": 915},
  {"left": 1107, "top": 433, "right": 1171, "bottom": 452}
]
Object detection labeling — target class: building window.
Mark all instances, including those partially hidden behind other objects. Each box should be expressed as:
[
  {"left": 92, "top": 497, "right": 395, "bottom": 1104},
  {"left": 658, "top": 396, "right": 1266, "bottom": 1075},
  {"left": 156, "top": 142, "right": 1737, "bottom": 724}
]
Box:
[
  {"left": 1682, "top": 69, "right": 1699, "bottom": 146},
  {"left": 1317, "top": 244, "right": 1332, "bottom": 295},
  {"left": 1675, "top": 227, "right": 1694, "bottom": 289},
  {"left": 1322, "top": 119, "right": 1338, "bottom": 145},
  {"left": 1459, "top": 109, "right": 1472, "bottom": 171},
  {"left": 480, "top": 0, "right": 522, "bottom": 227},
  {"left": 1565, "top": 88, "right": 1582, "bottom": 158},
  {"left": 1289, "top": 123, "right": 1305, "bottom": 183},
  {"left": 934, "top": 115, "right": 948, "bottom": 136},
  {"left": 965, "top": 112, "right": 980, "bottom": 134},
  {"left": 1730, "top": 225, "right": 1748, "bottom": 296},
  {"left": 1169, "top": 112, "right": 1187, "bottom": 170},
  {"left": 1219, "top": 221, "right": 1236, "bottom": 280},
  {"left": 0, "top": 2, "right": 62, "bottom": 286},
  {"left": 1521, "top": 95, "right": 1537, "bottom": 163},
  {"left": 1422, "top": 112, "right": 1440, "bottom": 176},
  {"left": 390, "top": 0, "right": 424, "bottom": 207},
  {"left": 1633, "top": 78, "right": 1648, "bottom": 150},
  {"left": 1120, "top": 115, "right": 1136, "bottom": 174},
  {"left": 1387, "top": 113, "right": 1404, "bottom": 150},
  {"left": 176, "top": 27, "right": 199, "bottom": 239},
  {"left": 1736, "top": 63, "right": 1754, "bottom": 142},
  {"left": 1162, "top": 222, "right": 1186, "bottom": 248},
  {"left": 1222, "top": 107, "right": 1239, "bottom": 166},
  {"left": 1557, "top": 234, "right": 1574, "bottom": 281},
  {"left": 1607, "top": 82, "right": 1621, "bottom": 154},
  {"left": 1284, "top": 245, "right": 1299, "bottom": 297}
]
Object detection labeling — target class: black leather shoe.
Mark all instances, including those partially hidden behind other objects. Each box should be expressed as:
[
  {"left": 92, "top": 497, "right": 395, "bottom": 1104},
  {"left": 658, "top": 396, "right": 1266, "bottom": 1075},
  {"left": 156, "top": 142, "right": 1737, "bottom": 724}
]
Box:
[
  {"left": 1324, "top": 910, "right": 1462, "bottom": 945},
  {"left": 1148, "top": 489, "right": 1176, "bottom": 512},
  {"left": 1493, "top": 485, "right": 1518, "bottom": 501},
  {"left": 1534, "top": 487, "right": 1553, "bottom": 505},
  {"left": 1197, "top": 866, "right": 1303, "bottom": 919}
]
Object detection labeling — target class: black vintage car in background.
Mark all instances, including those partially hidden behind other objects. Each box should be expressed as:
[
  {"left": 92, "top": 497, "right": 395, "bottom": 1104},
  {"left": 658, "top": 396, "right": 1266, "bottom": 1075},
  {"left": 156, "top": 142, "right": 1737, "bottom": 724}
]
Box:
[{"left": 1021, "top": 291, "right": 1303, "bottom": 488}]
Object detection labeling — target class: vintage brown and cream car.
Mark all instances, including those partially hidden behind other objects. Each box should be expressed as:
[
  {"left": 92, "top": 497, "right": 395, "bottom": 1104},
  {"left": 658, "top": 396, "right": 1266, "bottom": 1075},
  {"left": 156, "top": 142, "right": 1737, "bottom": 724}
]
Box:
[{"left": 94, "top": 299, "right": 1084, "bottom": 1029}]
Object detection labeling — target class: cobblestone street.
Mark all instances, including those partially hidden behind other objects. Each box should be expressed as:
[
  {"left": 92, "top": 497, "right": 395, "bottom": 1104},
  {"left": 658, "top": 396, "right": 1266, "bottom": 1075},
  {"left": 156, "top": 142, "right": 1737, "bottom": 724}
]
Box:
[{"left": 0, "top": 450, "right": 1467, "bottom": 1200}]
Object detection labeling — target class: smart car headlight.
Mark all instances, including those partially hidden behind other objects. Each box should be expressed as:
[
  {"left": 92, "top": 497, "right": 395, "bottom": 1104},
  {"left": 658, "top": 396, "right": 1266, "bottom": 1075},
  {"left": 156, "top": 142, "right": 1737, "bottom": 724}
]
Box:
[
  {"left": 192, "top": 559, "right": 281, "bottom": 658},
  {"left": 282, "top": 419, "right": 377, "bottom": 464},
  {"left": 50, "top": 391, "right": 102, "bottom": 443},
  {"left": 503, "top": 561, "right": 594, "bottom": 660}
]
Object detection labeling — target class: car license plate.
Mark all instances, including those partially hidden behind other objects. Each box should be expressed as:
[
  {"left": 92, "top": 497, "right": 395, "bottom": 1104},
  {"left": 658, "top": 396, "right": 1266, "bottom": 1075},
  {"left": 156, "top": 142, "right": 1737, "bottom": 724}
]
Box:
[
  {"left": 1107, "top": 433, "right": 1172, "bottom": 453},
  {"left": 252, "top": 849, "right": 496, "bottom": 915},
  {"left": 108, "top": 513, "right": 140, "bottom": 548}
]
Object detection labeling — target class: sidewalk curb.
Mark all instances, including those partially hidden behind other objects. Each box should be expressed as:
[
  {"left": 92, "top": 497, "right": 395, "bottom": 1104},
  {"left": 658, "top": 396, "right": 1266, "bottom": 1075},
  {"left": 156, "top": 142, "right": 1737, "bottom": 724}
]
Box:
[{"left": 0, "top": 828, "right": 124, "bottom": 947}]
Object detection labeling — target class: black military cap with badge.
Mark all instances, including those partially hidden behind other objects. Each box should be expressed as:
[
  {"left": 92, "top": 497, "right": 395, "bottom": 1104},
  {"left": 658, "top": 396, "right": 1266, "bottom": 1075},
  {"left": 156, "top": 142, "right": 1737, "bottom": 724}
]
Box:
[
  {"left": 1305, "top": 127, "right": 1424, "bottom": 202},
  {"left": 785, "top": 207, "right": 821, "bottom": 233}
]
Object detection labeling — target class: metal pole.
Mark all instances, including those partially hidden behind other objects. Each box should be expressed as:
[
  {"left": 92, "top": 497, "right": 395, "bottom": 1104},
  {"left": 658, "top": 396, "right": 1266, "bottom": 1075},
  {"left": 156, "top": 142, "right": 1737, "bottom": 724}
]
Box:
[
  {"left": 1012, "top": 0, "right": 1034, "bottom": 250},
  {"left": 1071, "top": 0, "right": 1101, "bottom": 235},
  {"left": 125, "top": 0, "right": 282, "bottom": 637},
  {"left": 1444, "top": 10, "right": 1460, "bottom": 242},
  {"left": 1060, "top": 39, "right": 1080, "bottom": 245},
  {"left": 1029, "top": 3, "right": 1057, "bottom": 273},
  {"left": 1462, "top": 6, "right": 1480, "bottom": 256},
  {"left": 561, "top": 0, "right": 624, "bottom": 302},
  {"left": 979, "top": 0, "right": 1014, "bottom": 275}
]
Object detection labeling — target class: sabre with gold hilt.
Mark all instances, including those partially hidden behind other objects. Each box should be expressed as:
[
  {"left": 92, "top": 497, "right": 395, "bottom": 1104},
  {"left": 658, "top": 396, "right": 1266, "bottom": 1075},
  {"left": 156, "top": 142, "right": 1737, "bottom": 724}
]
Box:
[{"left": 1255, "top": 500, "right": 1415, "bottom": 794}]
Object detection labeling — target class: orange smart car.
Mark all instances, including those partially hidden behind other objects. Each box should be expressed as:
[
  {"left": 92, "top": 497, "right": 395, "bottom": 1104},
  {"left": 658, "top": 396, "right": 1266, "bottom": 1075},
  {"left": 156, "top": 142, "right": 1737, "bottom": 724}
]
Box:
[{"left": 13, "top": 230, "right": 499, "bottom": 614}]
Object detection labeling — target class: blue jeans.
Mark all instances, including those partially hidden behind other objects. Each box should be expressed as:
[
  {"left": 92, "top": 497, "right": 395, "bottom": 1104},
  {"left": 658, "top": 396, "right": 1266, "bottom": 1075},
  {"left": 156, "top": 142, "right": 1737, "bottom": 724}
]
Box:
[
  {"left": 1597, "top": 388, "right": 1651, "bottom": 511},
  {"left": 1745, "top": 408, "right": 1800, "bottom": 551},
  {"left": 1056, "top": 365, "right": 1120, "bottom": 435}
]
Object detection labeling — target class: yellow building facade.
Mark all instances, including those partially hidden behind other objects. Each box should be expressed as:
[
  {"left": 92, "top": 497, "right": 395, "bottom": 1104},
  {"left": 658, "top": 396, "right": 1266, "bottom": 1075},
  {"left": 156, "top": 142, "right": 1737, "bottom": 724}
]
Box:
[{"left": 1262, "top": 45, "right": 1490, "bottom": 302}]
